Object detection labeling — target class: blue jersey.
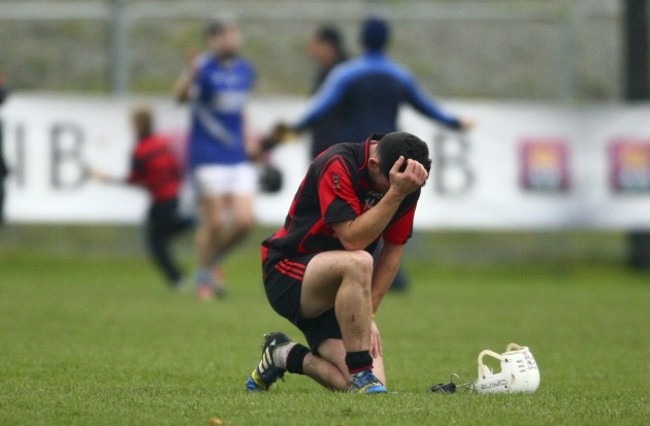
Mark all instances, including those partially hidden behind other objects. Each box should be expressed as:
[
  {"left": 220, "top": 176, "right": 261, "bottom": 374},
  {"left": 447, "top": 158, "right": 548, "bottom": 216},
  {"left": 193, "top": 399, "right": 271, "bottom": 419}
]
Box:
[
  {"left": 188, "top": 54, "right": 255, "bottom": 168},
  {"left": 295, "top": 52, "right": 461, "bottom": 144}
]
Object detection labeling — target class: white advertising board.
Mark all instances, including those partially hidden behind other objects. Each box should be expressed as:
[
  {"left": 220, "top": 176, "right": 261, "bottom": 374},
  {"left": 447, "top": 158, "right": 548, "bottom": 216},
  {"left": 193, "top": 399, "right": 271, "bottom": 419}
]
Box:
[{"left": 2, "top": 94, "right": 650, "bottom": 229}]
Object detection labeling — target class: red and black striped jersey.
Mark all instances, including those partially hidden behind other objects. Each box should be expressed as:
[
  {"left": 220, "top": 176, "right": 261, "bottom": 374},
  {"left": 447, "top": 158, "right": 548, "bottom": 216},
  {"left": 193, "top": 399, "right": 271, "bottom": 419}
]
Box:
[
  {"left": 127, "top": 134, "right": 182, "bottom": 203},
  {"left": 262, "top": 134, "right": 420, "bottom": 264}
]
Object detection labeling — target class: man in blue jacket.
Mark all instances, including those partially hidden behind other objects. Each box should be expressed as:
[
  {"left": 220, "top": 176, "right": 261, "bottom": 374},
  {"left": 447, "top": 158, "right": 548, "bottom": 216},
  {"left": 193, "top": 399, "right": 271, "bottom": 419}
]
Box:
[{"left": 294, "top": 17, "right": 472, "bottom": 143}]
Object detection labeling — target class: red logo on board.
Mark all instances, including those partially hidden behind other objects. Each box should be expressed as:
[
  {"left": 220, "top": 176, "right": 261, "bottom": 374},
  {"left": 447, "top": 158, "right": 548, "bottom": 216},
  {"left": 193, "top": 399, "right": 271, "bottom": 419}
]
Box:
[
  {"left": 519, "top": 139, "right": 570, "bottom": 192},
  {"left": 609, "top": 140, "right": 650, "bottom": 193}
]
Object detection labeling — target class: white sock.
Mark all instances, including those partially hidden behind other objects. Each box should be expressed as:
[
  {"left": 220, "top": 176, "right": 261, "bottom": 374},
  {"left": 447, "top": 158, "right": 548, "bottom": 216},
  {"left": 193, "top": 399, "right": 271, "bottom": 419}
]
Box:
[{"left": 273, "top": 342, "right": 297, "bottom": 370}]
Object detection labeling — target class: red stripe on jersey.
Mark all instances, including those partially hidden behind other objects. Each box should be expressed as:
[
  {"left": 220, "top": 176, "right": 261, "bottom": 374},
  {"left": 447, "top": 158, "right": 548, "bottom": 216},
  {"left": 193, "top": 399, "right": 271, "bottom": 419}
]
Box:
[
  {"left": 277, "top": 260, "right": 306, "bottom": 277},
  {"left": 260, "top": 245, "right": 269, "bottom": 263},
  {"left": 282, "top": 259, "right": 307, "bottom": 272},
  {"left": 275, "top": 263, "right": 304, "bottom": 281},
  {"left": 318, "top": 156, "right": 362, "bottom": 219}
]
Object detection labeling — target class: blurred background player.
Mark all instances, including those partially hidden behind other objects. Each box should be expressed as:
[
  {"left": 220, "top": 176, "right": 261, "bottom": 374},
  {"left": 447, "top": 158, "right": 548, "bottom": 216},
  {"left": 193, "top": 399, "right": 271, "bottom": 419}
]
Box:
[
  {"left": 91, "top": 106, "right": 193, "bottom": 288},
  {"left": 0, "top": 73, "right": 9, "bottom": 226},
  {"left": 294, "top": 17, "right": 473, "bottom": 142},
  {"left": 173, "top": 19, "right": 258, "bottom": 300},
  {"left": 305, "top": 25, "right": 348, "bottom": 159},
  {"left": 292, "top": 17, "right": 473, "bottom": 292},
  {"left": 246, "top": 132, "right": 431, "bottom": 393}
]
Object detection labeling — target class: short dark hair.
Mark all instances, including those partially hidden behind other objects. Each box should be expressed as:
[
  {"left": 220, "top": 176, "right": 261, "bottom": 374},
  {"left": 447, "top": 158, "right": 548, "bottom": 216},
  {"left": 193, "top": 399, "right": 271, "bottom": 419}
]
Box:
[
  {"left": 204, "top": 20, "right": 225, "bottom": 38},
  {"left": 131, "top": 105, "right": 154, "bottom": 139},
  {"left": 205, "top": 19, "right": 236, "bottom": 38},
  {"left": 360, "top": 17, "right": 390, "bottom": 51},
  {"left": 315, "top": 25, "right": 343, "bottom": 50},
  {"left": 377, "top": 132, "right": 431, "bottom": 179}
]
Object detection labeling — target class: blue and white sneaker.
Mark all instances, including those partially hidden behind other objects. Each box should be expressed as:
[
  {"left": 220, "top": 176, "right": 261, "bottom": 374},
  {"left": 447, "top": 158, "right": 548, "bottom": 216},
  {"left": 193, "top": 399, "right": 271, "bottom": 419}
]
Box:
[
  {"left": 245, "top": 332, "right": 292, "bottom": 391},
  {"left": 348, "top": 370, "right": 388, "bottom": 394}
]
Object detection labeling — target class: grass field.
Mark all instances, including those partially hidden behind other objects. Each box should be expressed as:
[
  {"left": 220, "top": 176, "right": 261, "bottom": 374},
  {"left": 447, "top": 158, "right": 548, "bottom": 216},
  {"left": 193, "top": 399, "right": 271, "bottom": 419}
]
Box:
[{"left": 1, "top": 226, "right": 649, "bottom": 425}]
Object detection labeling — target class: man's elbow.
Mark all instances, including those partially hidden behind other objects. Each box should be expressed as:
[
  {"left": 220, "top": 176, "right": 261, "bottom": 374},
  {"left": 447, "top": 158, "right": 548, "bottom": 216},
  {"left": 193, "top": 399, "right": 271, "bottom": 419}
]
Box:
[
  {"left": 338, "top": 236, "right": 368, "bottom": 252},
  {"left": 332, "top": 222, "right": 369, "bottom": 251}
]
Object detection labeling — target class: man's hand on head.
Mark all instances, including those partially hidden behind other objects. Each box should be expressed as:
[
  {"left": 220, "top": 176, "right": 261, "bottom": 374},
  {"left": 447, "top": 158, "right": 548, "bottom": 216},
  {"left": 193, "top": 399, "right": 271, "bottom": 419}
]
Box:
[{"left": 388, "top": 156, "right": 428, "bottom": 198}]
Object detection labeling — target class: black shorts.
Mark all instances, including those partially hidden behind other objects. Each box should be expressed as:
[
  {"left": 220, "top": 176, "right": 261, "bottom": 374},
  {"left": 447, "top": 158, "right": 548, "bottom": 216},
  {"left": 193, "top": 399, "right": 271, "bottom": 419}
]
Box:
[{"left": 262, "top": 252, "right": 342, "bottom": 353}]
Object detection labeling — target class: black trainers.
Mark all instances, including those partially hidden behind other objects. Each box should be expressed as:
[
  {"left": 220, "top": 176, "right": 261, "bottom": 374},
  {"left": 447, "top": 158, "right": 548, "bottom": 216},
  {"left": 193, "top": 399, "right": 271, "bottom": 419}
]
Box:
[{"left": 245, "top": 332, "right": 292, "bottom": 391}]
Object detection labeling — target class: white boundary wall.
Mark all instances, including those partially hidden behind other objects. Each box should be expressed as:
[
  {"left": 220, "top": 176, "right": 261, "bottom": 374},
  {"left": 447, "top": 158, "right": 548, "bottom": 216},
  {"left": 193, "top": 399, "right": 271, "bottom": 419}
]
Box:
[{"left": 2, "top": 94, "right": 650, "bottom": 229}]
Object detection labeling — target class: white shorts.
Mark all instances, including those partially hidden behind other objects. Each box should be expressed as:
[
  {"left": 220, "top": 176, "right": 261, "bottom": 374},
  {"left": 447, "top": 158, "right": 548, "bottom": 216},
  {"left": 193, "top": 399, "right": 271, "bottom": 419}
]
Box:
[{"left": 193, "top": 163, "right": 257, "bottom": 197}]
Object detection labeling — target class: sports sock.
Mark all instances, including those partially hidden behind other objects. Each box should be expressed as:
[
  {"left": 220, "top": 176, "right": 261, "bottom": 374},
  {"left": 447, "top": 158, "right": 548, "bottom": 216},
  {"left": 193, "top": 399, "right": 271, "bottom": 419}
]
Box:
[
  {"left": 345, "top": 350, "right": 373, "bottom": 375},
  {"left": 272, "top": 341, "right": 296, "bottom": 370},
  {"left": 285, "top": 344, "right": 310, "bottom": 375},
  {"left": 194, "top": 268, "right": 212, "bottom": 286}
]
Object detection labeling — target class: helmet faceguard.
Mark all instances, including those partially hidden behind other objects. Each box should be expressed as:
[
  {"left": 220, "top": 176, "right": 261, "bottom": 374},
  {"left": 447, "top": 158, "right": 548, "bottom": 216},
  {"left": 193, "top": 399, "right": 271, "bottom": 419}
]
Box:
[{"left": 473, "top": 343, "right": 540, "bottom": 393}]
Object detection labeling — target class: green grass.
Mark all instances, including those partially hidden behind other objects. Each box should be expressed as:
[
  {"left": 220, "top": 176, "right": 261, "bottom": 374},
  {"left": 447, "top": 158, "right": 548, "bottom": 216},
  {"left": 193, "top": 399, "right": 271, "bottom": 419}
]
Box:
[{"left": 1, "top": 227, "right": 649, "bottom": 425}]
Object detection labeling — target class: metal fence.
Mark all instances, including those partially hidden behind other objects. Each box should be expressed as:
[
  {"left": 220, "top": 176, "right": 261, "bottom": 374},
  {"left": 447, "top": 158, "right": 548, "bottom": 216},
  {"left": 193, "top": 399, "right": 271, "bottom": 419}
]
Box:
[{"left": 0, "top": 0, "right": 630, "bottom": 100}]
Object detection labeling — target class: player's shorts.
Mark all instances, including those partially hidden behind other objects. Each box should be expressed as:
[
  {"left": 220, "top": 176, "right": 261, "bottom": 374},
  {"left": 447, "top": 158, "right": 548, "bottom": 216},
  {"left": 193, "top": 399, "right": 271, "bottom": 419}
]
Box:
[
  {"left": 262, "top": 252, "right": 342, "bottom": 353},
  {"left": 193, "top": 162, "right": 257, "bottom": 196}
]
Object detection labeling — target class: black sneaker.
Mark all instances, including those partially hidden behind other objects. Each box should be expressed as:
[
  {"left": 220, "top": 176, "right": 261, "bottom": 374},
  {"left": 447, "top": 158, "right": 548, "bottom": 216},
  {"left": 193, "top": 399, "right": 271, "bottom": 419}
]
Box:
[{"left": 245, "top": 332, "right": 292, "bottom": 391}]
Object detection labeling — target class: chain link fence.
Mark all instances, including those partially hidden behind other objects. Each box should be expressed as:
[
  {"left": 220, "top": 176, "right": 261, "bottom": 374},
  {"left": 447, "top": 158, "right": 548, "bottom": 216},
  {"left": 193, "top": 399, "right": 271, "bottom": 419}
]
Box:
[{"left": 0, "top": 0, "right": 628, "bottom": 100}]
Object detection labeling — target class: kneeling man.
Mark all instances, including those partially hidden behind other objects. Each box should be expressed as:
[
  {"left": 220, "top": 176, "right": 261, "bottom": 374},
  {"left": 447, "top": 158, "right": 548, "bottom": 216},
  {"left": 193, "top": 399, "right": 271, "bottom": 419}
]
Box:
[{"left": 246, "top": 132, "right": 430, "bottom": 393}]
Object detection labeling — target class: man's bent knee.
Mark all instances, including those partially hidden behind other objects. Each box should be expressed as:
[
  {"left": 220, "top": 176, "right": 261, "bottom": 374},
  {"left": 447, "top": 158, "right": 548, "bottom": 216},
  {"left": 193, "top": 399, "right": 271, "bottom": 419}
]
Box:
[
  {"left": 233, "top": 216, "right": 255, "bottom": 234},
  {"left": 346, "top": 250, "right": 373, "bottom": 279},
  {"left": 202, "top": 218, "right": 225, "bottom": 236}
]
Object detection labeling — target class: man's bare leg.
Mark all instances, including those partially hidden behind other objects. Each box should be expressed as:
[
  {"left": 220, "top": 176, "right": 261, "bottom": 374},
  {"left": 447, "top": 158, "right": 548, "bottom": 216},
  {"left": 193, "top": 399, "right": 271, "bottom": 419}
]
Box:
[
  {"left": 296, "top": 250, "right": 384, "bottom": 391},
  {"left": 311, "top": 338, "right": 386, "bottom": 387},
  {"left": 194, "top": 195, "right": 227, "bottom": 298},
  {"left": 248, "top": 250, "right": 385, "bottom": 392},
  {"left": 300, "top": 250, "right": 374, "bottom": 352},
  {"left": 301, "top": 351, "right": 348, "bottom": 391},
  {"left": 195, "top": 196, "right": 225, "bottom": 271},
  {"left": 211, "top": 194, "right": 255, "bottom": 259}
]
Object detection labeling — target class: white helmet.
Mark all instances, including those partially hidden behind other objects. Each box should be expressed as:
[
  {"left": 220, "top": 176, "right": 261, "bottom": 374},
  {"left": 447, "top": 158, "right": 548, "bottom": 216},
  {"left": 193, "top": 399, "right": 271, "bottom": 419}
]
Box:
[{"left": 473, "top": 343, "right": 540, "bottom": 393}]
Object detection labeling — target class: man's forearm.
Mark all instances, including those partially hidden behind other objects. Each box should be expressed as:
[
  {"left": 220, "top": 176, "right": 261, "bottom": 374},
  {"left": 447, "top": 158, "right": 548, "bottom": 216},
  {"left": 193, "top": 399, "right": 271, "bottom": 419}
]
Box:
[
  {"left": 333, "top": 189, "right": 405, "bottom": 251},
  {"left": 371, "top": 242, "right": 404, "bottom": 313},
  {"left": 173, "top": 72, "right": 193, "bottom": 103}
]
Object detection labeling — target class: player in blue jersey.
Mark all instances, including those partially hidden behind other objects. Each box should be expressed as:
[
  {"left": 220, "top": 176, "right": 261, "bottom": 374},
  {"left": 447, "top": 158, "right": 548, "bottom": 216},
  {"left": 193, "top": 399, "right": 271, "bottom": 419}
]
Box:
[{"left": 174, "top": 19, "right": 258, "bottom": 300}]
